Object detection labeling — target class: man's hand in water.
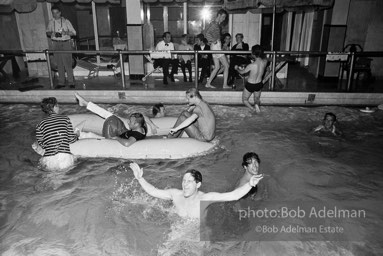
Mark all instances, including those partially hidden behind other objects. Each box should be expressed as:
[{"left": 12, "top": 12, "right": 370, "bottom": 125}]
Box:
[
  {"left": 249, "top": 174, "right": 264, "bottom": 187},
  {"left": 130, "top": 162, "right": 143, "bottom": 180}
]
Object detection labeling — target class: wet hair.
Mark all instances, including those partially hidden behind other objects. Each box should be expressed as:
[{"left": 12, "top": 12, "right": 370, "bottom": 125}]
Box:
[
  {"left": 130, "top": 113, "right": 146, "bottom": 132},
  {"left": 324, "top": 112, "right": 337, "bottom": 122},
  {"left": 162, "top": 32, "right": 171, "bottom": 39},
  {"left": 152, "top": 103, "right": 164, "bottom": 117},
  {"left": 185, "top": 169, "right": 202, "bottom": 183},
  {"left": 252, "top": 44, "right": 264, "bottom": 59},
  {"left": 51, "top": 5, "right": 61, "bottom": 12},
  {"left": 217, "top": 9, "right": 228, "bottom": 17},
  {"left": 41, "top": 97, "right": 58, "bottom": 114},
  {"left": 235, "top": 33, "right": 244, "bottom": 39},
  {"left": 196, "top": 33, "right": 205, "bottom": 41},
  {"left": 186, "top": 88, "right": 202, "bottom": 99},
  {"left": 242, "top": 152, "right": 261, "bottom": 168}
]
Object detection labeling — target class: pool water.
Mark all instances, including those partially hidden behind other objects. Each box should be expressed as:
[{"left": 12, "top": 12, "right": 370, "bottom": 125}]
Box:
[{"left": 0, "top": 103, "right": 383, "bottom": 255}]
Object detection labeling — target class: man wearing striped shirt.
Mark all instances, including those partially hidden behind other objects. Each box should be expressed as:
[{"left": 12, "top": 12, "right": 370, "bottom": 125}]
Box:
[
  {"left": 204, "top": 9, "right": 230, "bottom": 89},
  {"left": 35, "top": 97, "right": 78, "bottom": 170}
]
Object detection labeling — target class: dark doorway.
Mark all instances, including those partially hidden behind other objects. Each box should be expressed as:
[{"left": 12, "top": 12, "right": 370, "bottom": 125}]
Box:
[{"left": 261, "top": 12, "right": 284, "bottom": 51}]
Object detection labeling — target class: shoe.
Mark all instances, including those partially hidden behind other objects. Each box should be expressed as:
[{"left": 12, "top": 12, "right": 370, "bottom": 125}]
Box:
[
  {"left": 55, "top": 84, "right": 65, "bottom": 89},
  {"left": 170, "top": 75, "right": 175, "bottom": 82},
  {"left": 69, "top": 84, "right": 75, "bottom": 89},
  {"left": 183, "top": 76, "right": 187, "bottom": 82},
  {"left": 205, "top": 84, "right": 216, "bottom": 89}
]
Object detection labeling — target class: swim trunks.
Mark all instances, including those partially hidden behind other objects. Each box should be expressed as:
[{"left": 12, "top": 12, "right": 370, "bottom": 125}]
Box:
[
  {"left": 211, "top": 40, "right": 224, "bottom": 59},
  {"left": 245, "top": 81, "right": 263, "bottom": 93}
]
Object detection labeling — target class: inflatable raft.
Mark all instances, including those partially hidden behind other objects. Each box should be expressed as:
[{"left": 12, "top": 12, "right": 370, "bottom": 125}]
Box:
[{"left": 67, "top": 114, "right": 215, "bottom": 159}]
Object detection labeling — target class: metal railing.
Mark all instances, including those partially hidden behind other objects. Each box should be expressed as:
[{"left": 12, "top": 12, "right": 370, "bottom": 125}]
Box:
[{"left": 1, "top": 49, "right": 382, "bottom": 91}]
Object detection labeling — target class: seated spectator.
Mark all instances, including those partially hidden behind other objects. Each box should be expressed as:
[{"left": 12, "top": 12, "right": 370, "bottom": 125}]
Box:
[
  {"left": 221, "top": 33, "right": 232, "bottom": 51},
  {"left": 194, "top": 34, "right": 211, "bottom": 84},
  {"left": 228, "top": 33, "right": 250, "bottom": 85},
  {"left": 154, "top": 32, "right": 179, "bottom": 85},
  {"left": 178, "top": 34, "right": 194, "bottom": 82}
]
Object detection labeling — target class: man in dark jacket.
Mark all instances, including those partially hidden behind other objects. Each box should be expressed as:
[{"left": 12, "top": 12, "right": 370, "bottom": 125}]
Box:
[
  {"left": 194, "top": 34, "right": 211, "bottom": 84},
  {"left": 228, "top": 33, "right": 250, "bottom": 86}
]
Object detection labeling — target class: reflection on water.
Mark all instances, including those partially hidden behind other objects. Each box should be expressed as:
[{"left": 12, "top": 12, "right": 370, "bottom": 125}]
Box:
[{"left": 0, "top": 104, "right": 383, "bottom": 255}]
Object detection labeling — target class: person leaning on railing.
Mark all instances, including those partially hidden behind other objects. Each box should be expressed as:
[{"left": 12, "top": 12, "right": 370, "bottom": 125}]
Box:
[{"left": 46, "top": 5, "right": 76, "bottom": 89}]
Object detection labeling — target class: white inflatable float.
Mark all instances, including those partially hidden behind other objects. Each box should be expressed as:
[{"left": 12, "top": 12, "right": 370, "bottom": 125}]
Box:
[{"left": 64, "top": 114, "right": 216, "bottom": 159}]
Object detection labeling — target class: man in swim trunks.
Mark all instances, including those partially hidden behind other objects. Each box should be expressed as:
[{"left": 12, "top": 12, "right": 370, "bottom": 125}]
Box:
[
  {"left": 75, "top": 93, "right": 149, "bottom": 147},
  {"left": 313, "top": 112, "right": 342, "bottom": 136},
  {"left": 235, "top": 152, "right": 261, "bottom": 199},
  {"left": 35, "top": 97, "right": 79, "bottom": 170},
  {"left": 167, "top": 88, "right": 215, "bottom": 142},
  {"left": 129, "top": 162, "right": 264, "bottom": 219},
  {"left": 235, "top": 45, "right": 267, "bottom": 113},
  {"left": 204, "top": 9, "right": 230, "bottom": 89}
]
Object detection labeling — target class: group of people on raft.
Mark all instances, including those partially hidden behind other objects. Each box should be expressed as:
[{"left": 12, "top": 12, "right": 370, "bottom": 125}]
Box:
[{"left": 34, "top": 85, "right": 342, "bottom": 219}]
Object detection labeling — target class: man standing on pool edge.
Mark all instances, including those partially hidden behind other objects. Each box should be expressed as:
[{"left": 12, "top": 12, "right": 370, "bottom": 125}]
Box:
[{"left": 167, "top": 88, "right": 215, "bottom": 142}]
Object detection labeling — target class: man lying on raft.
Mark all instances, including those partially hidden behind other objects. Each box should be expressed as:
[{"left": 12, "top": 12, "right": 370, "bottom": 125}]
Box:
[
  {"left": 130, "top": 162, "right": 263, "bottom": 219},
  {"left": 75, "top": 93, "right": 155, "bottom": 147},
  {"left": 168, "top": 88, "right": 216, "bottom": 142}
]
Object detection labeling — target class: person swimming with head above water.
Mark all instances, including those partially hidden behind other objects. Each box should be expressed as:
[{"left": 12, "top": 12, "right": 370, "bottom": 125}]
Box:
[
  {"left": 313, "top": 112, "right": 342, "bottom": 136},
  {"left": 152, "top": 103, "right": 166, "bottom": 118},
  {"left": 129, "top": 162, "right": 263, "bottom": 219},
  {"left": 75, "top": 93, "right": 151, "bottom": 147},
  {"left": 34, "top": 97, "right": 79, "bottom": 170},
  {"left": 235, "top": 152, "right": 261, "bottom": 199}
]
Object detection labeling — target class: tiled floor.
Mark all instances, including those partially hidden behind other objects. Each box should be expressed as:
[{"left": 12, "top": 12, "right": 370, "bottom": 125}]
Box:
[{"left": 1, "top": 63, "right": 381, "bottom": 93}]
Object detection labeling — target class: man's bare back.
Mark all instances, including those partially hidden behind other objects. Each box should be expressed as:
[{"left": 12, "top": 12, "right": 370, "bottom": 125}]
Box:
[{"left": 245, "top": 58, "right": 267, "bottom": 84}]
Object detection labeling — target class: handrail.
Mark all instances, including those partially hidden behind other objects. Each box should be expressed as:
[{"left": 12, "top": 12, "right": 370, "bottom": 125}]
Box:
[{"left": 1, "top": 49, "right": 382, "bottom": 91}]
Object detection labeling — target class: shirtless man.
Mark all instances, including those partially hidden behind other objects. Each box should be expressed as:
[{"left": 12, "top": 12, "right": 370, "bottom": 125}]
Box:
[
  {"left": 168, "top": 88, "right": 215, "bottom": 142},
  {"left": 129, "top": 162, "right": 264, "bottom": 219},
  {"left": 313, "top": 112, "right": 342, "bottom": 136},
  {"left": 235, "top": 152, "right": 261, "bottom": 199},
  {"left": 235, "top": 45, "right": 267, "bottom": 113}
]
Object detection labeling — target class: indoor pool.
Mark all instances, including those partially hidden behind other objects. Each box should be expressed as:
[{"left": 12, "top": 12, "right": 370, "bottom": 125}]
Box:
[{"left": 0, "top": 103, "right": 382, "bottom": 256}]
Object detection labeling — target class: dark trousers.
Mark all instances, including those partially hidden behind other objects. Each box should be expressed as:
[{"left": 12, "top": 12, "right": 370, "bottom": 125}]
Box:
[
  {"left": 180, "top": 60, "right": 192, "bottom": 80},
  {"left": 153, "top": 58, "right": 178, "bottom": 81},
  {"left": 197, "top": 57, "right": 211, "bottom": 82},
  {"left": 229, "top": 56, "right": 250, "bottom": 83},
  {"left": 52, "top": 40, "right": 74, "bottom": 84}
]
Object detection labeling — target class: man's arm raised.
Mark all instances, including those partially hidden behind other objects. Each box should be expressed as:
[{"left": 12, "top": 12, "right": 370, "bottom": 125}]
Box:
[
  {"left": 130, "top": 162, "right": 174, "bottom": 200},
  {"left": 202, "top": 174, "right": 263, "bottom": 202}
]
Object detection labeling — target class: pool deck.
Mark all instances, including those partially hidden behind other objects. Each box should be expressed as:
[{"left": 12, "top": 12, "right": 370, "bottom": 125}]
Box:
[{"left": 1, "top": 65, "right": 382, "bottom": 106}]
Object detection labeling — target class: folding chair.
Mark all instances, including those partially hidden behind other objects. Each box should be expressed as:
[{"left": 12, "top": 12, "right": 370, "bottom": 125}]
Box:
[{"left": 76, "top": 58, "right": 118, "bottom": 79}]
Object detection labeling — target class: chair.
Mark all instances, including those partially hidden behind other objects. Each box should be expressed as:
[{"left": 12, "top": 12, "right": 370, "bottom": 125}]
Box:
[
  {"left": 76, "top": 58, "right": 119, "bottom": 79},
  {"left": 340, "top": 44, "right": 373, "bottom": 88}
]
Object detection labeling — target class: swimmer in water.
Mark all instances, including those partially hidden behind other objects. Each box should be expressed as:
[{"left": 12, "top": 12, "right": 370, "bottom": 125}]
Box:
[
  {"left": 235, "top": 45, "right": 267, "bottom": 113},
  {"left": 235, "top": 152, "right": 261, "bottom": 199},
  {"left": 75, "top": 93, "right": 151, "bottom": 147},
  {"left": 34, "top": 97, "right": 79, "bottom": 170},
  {"left": 152, "top": 103, "right": 166, "bottom": 118},
  {"left": 313, "top": 112, "right": 342, "bottom": 136},
  {"left": 129, "top": 162, "right": 263, "bottom": 219},
  {"left": 167, "top": 88, "right": 216, "bottom": 142}
]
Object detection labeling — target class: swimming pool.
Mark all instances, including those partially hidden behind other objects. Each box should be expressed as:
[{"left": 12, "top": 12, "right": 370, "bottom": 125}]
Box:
[{"left": 0, "top": 103, "right": 382, "bottom": 255}]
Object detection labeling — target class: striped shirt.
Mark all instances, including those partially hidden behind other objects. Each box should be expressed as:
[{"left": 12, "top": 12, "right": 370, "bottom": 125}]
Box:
[
  {"left": 205, "top": 21, "right": 221, "bottom": 44},
  {"left": 36, "top": 113, "right": 78, "bottom": 157}
]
